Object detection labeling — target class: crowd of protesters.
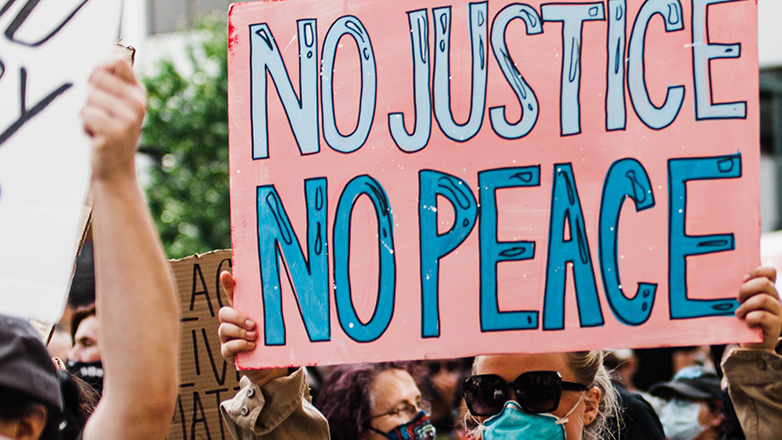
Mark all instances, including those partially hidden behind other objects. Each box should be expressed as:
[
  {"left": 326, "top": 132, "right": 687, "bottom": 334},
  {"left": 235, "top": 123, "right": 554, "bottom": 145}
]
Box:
[
  {"left": 1, "top": 52, "right": 781, "bottom": 440},
  {"left": 216, "top": 268, "right": 782, "bottom": 440}
]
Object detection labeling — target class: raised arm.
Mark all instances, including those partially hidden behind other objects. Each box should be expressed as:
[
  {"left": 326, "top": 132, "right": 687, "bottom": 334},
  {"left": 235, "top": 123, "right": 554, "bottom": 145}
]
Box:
[{"left": 81, "top": 56, "right": 179, "bottom": 439}]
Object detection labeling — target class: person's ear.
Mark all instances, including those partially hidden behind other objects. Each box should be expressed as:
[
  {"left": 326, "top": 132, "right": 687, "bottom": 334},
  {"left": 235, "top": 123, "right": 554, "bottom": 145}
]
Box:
[
  {"left": 706, "top": 406, "right": 725, "bottom": 428},
  {"left": 5, "top": 405, "right": 48, "bottom": 440},
  {"left": 583, "top": 386, "right": 601, "bottom": 426}
]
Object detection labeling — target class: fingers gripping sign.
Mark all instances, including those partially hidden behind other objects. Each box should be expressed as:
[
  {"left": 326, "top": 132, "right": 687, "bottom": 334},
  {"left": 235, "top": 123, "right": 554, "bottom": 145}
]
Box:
[
  {"left": 219, "top": 271, "right": 289, "bottom": 386},
  {"left": 737, "top": 266, "right": 782, "bottom": 352}
]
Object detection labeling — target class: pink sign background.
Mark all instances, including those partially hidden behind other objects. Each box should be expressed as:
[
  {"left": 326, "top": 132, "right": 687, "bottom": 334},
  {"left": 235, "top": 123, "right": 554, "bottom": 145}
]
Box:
[{"left": 228, "top": 0, "right": 760, "bottom": 369}]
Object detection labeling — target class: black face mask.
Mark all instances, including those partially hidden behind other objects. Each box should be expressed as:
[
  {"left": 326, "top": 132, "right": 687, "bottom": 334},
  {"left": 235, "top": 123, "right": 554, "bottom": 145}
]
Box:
[
  {"left": 65, "top": 359, "right": 104, "bottom": 396},
  {"left": 369, "top": 411, "right": 436, "bottom": 440}
]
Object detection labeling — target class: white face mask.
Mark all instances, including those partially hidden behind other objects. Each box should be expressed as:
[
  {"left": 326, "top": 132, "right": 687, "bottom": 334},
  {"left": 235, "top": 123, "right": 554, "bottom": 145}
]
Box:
[{"left": 659, "top": 399, "right": 707, "bottom": 440}]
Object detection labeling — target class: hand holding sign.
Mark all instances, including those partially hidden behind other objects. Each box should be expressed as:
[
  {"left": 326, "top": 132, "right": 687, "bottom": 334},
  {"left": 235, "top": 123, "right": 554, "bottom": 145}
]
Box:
[
  {"left": 82, "top": 56, "right": 146, "bottom": 183},
  {"left": 218, "top": 272, "right": 257, "bottom": 362},
  {"left": 736, "top": 266, "right": 782, "bottom": 352},
  {"left": 228, "top": 0, "right": 762, "bottom": 368},
  {"left": 219, "top": 271, "right": 290, "bottom": 386}
]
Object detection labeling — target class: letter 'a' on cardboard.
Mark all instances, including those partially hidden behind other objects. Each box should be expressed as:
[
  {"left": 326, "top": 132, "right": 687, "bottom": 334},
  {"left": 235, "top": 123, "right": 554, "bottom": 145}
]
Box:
[{"left": 169, "top": 250, "right": 240, "bottom": 440}]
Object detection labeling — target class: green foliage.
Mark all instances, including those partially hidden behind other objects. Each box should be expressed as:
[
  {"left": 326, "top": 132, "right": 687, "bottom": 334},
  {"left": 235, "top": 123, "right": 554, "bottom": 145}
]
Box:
[{"left": 141, "top": 14, "right": 230, "bottom": 259}]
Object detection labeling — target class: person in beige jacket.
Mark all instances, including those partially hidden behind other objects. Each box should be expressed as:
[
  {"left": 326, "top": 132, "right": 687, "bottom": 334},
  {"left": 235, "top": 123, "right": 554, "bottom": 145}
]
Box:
[
  {"left": 720, "top": 265, "right": 782, "bottom": 440},
  {"left": 216, "top": 265, "right": 781, "bottom": 440}
]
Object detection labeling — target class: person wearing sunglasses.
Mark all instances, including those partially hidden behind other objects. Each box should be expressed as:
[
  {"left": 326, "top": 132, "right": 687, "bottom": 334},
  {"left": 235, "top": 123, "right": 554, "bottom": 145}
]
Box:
[
  {"left": 216, "top": 264, "right": 779, "bottom": 440},
  {"left": 462, "top": 351, "right": 620, "bottom": 440}
]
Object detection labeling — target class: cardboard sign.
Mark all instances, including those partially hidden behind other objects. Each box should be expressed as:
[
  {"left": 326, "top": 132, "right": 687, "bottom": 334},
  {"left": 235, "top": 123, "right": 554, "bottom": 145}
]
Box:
[
  {"left": 228, "top": 0, "right": 761, "bottom": 368},
  {"left": 0, "top": 0, "right": 121, "bottom": 323},
  {"left": 169, "top": 250, "right": 241, "bottom": 440}
]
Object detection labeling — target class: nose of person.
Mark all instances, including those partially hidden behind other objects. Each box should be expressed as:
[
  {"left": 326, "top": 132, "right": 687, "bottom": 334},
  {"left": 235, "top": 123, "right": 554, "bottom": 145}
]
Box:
[
  {"left": 68, "top": 345, "right": 84, "bottom": 362},
  {"left": 504, "top": 388, "right": 517, "bottom": 405}
]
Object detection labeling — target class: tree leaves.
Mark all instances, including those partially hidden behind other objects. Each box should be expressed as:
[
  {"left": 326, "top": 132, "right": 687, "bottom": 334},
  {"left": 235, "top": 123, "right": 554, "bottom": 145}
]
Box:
[{"left": 141, "top": 14, "right": 230, "bottom": 258}]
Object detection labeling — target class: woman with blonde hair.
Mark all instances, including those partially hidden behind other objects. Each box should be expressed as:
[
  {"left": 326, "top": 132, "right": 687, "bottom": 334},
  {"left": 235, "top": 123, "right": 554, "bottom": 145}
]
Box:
[{"left": 463, "top": 351, "right": 619, "bottom": 440}]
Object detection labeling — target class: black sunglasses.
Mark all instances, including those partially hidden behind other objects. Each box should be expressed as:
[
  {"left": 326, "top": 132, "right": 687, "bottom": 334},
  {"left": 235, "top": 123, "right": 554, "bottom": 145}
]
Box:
[{"left": 462, "top": 371, "right": 589, "bottom": 416}]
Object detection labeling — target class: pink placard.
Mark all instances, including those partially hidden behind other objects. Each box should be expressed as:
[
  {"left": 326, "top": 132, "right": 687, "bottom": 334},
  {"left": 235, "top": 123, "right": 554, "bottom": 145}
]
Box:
[{"left": 228, "top": 0, "right": 760, "bottom": 369}]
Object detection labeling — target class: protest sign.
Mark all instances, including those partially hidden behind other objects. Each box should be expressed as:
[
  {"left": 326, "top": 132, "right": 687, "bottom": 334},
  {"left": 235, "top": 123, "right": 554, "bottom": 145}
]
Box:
[
  {"left": 228, "top": 0, "right": 761, "bottom": 368},
  {"left": 169, "top": 250, "right": 240, "bottom": 440},
  {"left": 0, "top": 0, "right": 122, "bottom": 323}
]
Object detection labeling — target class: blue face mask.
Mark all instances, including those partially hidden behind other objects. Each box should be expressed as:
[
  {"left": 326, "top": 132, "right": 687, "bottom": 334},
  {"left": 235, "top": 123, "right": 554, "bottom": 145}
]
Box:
[
  {"left": 659, "top": 399, "right": 707, "bottom": 440},
  {"left": 481, "top": 397, "right": 582, "bottom": 440}
]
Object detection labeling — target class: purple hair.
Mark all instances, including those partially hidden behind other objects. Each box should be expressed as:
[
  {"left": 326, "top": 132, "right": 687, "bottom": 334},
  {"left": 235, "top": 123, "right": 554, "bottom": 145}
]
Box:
[{"left": 317, "top": 362, "right": 423, "bottom": 440}]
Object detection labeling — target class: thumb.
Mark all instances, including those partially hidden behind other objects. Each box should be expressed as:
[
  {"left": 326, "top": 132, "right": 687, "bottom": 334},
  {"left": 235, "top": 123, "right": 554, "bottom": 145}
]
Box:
[{"left": 220, "top": 271, "right": 235, "bottom": 307}]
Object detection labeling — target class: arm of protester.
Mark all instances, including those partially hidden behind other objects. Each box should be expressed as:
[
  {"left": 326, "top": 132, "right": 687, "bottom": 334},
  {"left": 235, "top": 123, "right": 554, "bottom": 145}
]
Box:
[
  {"left": 721, "top": 265, "right": 782, "bottom": 440},
  {"left": 81, "top": 56, "right": 179, "bottom": 440},
  {"left": 219, "top": 271, "right": 289, "bottom": 386},
  {"left": 736, "top": 265, "right": 782, "bottom": 352}
]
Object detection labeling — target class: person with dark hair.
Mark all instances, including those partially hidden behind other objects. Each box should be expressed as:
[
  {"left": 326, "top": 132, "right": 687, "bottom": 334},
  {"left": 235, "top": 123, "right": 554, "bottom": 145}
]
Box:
[
  {"left": 0, "top": 316, "right": 101, "bottom": 440},
  {"left": 216, "top": 266, "right": 779, "bottom": 440},
  {"left": 217, "top": 273, "right": 435, "bottom": 440},
  {"left": 0, "top": 315, "right": 65, "bottom": 440},
  {"left": 318, "top": 362, "right": 434, "bottom": 440},
  {"left": 0, "top": 53, "right": 179, "bottom": 440},
  {"left": 57, "top": 370, "right": 99, "bottom": 440},
  {"left": 66, "top": 304, "right": 103, "bottom": 396}
]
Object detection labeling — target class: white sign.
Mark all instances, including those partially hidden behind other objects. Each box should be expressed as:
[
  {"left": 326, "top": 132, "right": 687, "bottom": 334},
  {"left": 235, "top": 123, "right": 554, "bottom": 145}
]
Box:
[{"left": 0, "top": 0, "right": 122, "bottom": 322}]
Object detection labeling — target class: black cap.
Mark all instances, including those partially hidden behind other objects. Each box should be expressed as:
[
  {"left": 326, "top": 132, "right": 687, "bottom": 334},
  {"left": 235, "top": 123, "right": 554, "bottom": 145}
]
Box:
[
  {"left": 0, "top": 315, "right": 62, "bottom": 409},
  {"left": 649, "top": 365, "right": 721, "bottom": 401}
]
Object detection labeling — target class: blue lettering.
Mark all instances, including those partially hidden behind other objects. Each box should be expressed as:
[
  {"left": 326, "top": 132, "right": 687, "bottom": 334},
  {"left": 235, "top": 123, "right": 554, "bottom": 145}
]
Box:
[
  {"left": 389, "top": 10, "right": 432, "bottom": 153},
  {"left": 599, "top": 158, "right": 657, "bottom": 326},
  {"left": 479, "top": 166, "right": 540, "bottom": 331},
  {"left": 333, "top": 175, "right": 396, "bottom": 342},
  {"left": 692, "top": 0, "right": 746, "bottom": 120},
  {"left": 432, "top": 3, "right": 488, "bottom": 143},
  {"left": 606, "top": 0, "right": 627, "bottom": 131},
  {"left": 543, "top": 164, "right": 604, "bottom": 330},
  {"left": 256, "top": 179, "right": 329, "bottom": 345},
  {"left": 419, "top": 170, "right": 477, "bottom": 337},
  {"left": 542, "top": 2, "right": 605, "bottom": 136},
  {"left": 668, "top": 154, "right": 741, "bottom": 319}
]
